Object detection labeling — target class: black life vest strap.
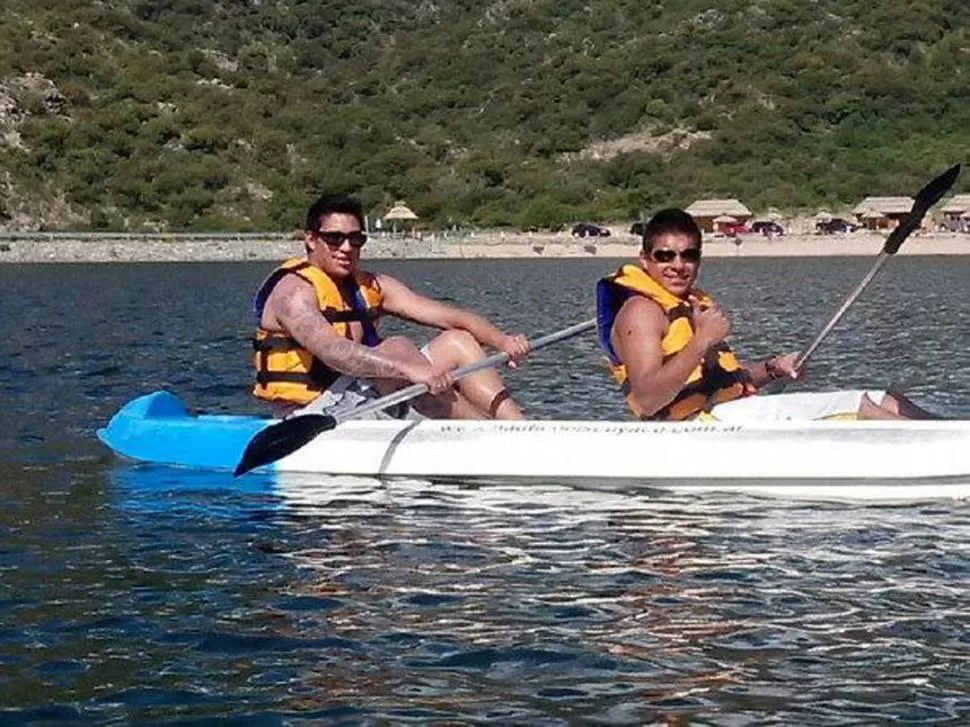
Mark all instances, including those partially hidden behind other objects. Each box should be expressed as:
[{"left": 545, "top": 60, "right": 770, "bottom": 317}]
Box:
[
  {"left": 255, "top": 371, "right": 315, "bottom": 385},
  {"left": 667, "top": 304, "right": 692, "bottom": 323},
  {"left": 322, "top": 307, "right": 382, "bottom": 324},
  {"left": 252, "top": 335, "right": 300, "bottom": 352},
  {"left": 253, "top": 336, "right": 341, "bottom": 390}
]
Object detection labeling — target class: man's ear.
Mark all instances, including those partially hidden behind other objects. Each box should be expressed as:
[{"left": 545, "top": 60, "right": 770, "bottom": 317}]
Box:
[{"left": 304, "top": 231, "right": 316, "bottom": 254}]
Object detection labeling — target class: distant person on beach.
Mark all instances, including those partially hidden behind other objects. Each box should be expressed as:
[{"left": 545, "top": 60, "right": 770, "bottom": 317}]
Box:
[
  {"left": 252, "top": 193, "right": 530, "bottom": 419},
  {"left": 595, "top": 207, "right": 939, "bottom": 421}
]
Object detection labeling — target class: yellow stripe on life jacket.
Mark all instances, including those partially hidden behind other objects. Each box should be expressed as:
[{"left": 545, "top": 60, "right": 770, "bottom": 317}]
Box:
[
  {"left": 252, "top": 258, "right": 384, "bottom": 405},
  {"left": 595, "top": 263, "right": 755, "bottom": 420}
]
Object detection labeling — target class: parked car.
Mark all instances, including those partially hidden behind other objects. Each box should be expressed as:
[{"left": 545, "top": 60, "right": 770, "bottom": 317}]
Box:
[
  {"left": 718, "top": 221, "right": 747, "bottom": 237},
  {"left": 750, "top": 220, "right": 785, "bottom": 236},
  {"left": 816, "top": 218, "right": 859, "bottom": 234},
  {"left": 571, "top": 222, "right": 611, "bottom": 238}
]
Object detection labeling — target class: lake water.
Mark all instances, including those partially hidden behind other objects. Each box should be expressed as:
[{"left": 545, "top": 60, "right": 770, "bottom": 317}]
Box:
[{"left": 1, "top": 257, "right": 968, "bottom": 723}]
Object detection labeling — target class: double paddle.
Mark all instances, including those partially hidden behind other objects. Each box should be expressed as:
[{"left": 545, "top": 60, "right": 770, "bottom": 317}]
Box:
[{"left": 234, "top": 318, "right": 596, "bottom": 476}]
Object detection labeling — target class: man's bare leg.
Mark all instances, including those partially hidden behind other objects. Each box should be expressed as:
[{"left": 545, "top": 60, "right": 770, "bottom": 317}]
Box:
[
  {"left": 857, "top": 393, "right": 906, "bottom": 420},
  {"left": 372, "top": 336, "right": 487, "bottom": 419},
  {"left": 423, "top": 329, "right": 526, "bottom": 419},
  {"left": 856, "top": 391, "right": 944, "bottom": 420},
  {"left": 875, "top": 390, "right": 944, "bottom": 420}
]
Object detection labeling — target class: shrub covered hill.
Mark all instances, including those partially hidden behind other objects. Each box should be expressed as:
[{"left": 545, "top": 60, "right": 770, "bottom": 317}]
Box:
[{"left": 1, "top": 0, "right": 968, "bottom": 231}]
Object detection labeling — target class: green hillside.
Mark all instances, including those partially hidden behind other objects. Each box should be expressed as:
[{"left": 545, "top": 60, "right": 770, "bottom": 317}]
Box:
[{"left": 1, "top": 0, "right": 968, "bottom": 230}]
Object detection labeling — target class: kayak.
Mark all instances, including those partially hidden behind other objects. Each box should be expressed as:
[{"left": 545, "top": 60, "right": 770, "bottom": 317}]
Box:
[{"left": 98, "top": 391, "right": 970, "bottom": 500}]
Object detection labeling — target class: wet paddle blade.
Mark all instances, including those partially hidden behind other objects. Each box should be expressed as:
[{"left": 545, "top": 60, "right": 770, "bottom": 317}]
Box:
[
  {"left": 883, "top": 164, "right": 961, "bottom": 254},
  {"left": 233, "top": 413, "right": 337, "bottom": 476}
]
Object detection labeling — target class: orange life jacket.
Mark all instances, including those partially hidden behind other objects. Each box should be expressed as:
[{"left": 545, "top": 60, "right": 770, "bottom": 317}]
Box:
[
  {"left": 252, "top": 258, "right": 383, "bottom": 405},
  {"left": 596, "top": 263, "right": 755, "bottom": 420}
]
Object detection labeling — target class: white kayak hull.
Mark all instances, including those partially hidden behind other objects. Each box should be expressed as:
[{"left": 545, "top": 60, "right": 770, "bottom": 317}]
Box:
[
  {"left": 282, "top": 418, "right": 970, "bottom": 484},
  {"left": 98, "top": 393, "right": 970, "bottom": 500}
]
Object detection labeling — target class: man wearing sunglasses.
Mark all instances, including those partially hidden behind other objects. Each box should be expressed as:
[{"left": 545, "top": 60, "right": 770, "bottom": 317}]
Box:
[
  {"left": 595, "top": 208, "right": 934, "bottom": 421},
  {"left": 252, "top": 193, "right": 530, "bottom": 420}
]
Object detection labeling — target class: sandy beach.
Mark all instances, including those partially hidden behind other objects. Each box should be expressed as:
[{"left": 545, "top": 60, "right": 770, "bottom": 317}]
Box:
[{"left": 0, "top": 230, "right": 967, "bottom": 263}]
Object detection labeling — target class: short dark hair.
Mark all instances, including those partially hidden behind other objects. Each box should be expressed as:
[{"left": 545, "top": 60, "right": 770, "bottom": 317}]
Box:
[
  {"left": 305, "top": 194, "right": 365, "bottom": 232},
  {"left": 640, "top": 208, "right": 702, "bottom": 252}
]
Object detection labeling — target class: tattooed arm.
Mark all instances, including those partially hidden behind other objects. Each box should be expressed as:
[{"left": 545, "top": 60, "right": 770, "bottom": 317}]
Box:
[{"left": 267, "top": 274, "right": 415, "bottom": 381}]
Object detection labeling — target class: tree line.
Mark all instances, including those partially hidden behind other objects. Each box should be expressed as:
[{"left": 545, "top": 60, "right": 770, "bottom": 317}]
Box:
[{"left": 0, "top": 0, "right": 967, "bottom": 231}]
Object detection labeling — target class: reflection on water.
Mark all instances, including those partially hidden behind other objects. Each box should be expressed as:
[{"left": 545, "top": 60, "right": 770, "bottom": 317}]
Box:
[
  {"left": 49, "top": 468, "right": 954, "bottom": 723},
  {"left": 1, "top": 259, "right": 969, "bottom": 722},
  {"left": 111, "top": 464, "right": 281, "bottom": 516}
]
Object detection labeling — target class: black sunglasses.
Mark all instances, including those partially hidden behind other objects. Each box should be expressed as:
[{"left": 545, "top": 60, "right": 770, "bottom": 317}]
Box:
[
  {"left": 315, "top": 230, "right": 367, "bottom": 248},
  {"left": 651, "top": 247, "right": 701, "bottom": 264}
]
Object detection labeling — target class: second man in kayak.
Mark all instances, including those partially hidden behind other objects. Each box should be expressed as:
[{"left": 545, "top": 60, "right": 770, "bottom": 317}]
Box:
[{"left": 596, "top": 208, "right": 938, "bottom": 421}]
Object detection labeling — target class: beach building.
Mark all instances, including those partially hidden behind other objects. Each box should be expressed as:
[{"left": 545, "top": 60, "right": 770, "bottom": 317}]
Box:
[
  {"left": 941, "top": 194, "right": 970, "bottom": 219},
  {"left": 851, "top": 197, "right": 915, "bottom": 230},
  {"left": 940, "top": 193, "right": 970, "bottom": 232},
  {"left": 685, "top": 199, "right": 752, "bottom": 233}
]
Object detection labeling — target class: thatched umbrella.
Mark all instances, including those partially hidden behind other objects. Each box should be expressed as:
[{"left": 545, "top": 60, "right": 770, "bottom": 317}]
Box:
[
  {"left": 383, "top": 200, "right": 419, "bottom": 235},
  {"left": 814, "top": 210, "right": 833, "bottom": 221},
  {"left": 384, "top": 201, "right": 418, "bottom": 222},
  {"left": 713, "top": 214, "right": 737, "bottom": 224}
]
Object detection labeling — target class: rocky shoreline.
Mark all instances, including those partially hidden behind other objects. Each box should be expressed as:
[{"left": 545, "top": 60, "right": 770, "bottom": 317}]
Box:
[{"left": 0, "top": 231, "right": 967, "bottom": 263}]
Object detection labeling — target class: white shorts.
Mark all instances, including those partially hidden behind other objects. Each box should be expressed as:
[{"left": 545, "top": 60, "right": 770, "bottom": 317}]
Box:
[
  {"left": 291, "top": 376, "right": 425, "bottom": 420},
  {"left": 289, "top": 344, "right": 436, "bottom": 420},
  {"left": 707, "top": 390, "right": 888, "bottom": 422}
]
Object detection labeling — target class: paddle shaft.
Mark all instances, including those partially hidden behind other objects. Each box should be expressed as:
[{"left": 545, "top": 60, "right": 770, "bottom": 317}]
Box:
[
  {"left": 329, "top": 318, "right": 597, "bottom": 424},
  {"left": 772, "top": 164, "right": 961, "bottom": 391},
  {"left": 791, "top": 251, "right": 889, "bottom": 372}
]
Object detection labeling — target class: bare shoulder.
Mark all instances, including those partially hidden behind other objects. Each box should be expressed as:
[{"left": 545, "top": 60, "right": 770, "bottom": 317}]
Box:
[
  {"left": 613, "top": 296, "right": 666, "bottom": 337},
  {"left": 611, "top": 296, "right": 666, "bottom": 372}
]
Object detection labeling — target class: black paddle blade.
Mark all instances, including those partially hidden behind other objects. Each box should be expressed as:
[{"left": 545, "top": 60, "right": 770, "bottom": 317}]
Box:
[
  {"left": 883, "top": 164, "right": 961, "bottom": 254},
  {"left": 233, "top": 413, "right": 337, "bottom": 477}
]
